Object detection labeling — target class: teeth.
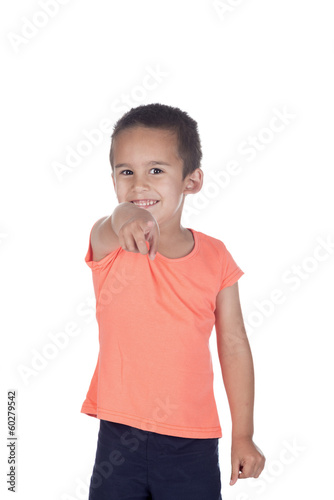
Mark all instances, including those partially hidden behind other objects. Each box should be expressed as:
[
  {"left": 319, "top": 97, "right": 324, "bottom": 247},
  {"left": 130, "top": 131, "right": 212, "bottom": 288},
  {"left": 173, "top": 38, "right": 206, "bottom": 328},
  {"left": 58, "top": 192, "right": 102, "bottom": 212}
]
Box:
[{"left": 133, "top": 200, "right": 158, "bottom": 206}]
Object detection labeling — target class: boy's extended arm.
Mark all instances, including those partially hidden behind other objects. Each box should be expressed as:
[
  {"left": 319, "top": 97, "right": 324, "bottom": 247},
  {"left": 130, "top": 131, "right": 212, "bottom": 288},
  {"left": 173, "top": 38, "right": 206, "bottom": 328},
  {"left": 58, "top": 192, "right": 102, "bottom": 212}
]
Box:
[
  {"left": 90, "top": 202, "right": 143, "bottom": 261},
  {"left": 215, "top": 282, "right": 265, "bottom": 485},
  {"left": 91, "top": 202, "right": 159, "bottom": 262},
  {"left": 111, "top": 202, "right": 145, "bottom": 235}
]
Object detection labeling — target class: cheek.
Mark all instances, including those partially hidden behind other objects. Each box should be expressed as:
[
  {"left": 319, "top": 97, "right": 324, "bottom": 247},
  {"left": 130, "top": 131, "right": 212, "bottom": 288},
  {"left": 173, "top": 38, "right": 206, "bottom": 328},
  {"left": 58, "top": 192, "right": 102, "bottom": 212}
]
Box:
[
  {"left": 113, "top": 181, "right": 126, "bottom": 199},
  {"left": 114, "top": 178, "right": 126, "bottom": 190},
  {"left": 159, "top": 178, "right": 179, "bottom": 192}
]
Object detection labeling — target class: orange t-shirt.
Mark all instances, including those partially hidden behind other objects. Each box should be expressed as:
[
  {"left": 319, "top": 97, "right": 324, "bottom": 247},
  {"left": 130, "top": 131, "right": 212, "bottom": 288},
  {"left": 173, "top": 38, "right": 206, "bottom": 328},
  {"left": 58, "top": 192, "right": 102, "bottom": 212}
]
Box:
[{"left": 80, "top": 226, "right": 244, "bottom": 438}]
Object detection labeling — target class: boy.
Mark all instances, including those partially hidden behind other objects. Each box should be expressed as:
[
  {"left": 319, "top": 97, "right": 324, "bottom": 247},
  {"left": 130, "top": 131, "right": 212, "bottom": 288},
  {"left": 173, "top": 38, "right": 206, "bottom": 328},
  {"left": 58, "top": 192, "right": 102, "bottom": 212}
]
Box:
[{"left": 81, "top": 103, "right": 265, "bottom": 499}]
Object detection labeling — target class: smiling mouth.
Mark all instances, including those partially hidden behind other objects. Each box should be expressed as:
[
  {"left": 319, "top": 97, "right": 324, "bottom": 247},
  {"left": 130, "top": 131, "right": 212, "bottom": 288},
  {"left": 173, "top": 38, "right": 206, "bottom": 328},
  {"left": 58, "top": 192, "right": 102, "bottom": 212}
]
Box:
[{"left": 131, "top": 200, "right": 159, "bottom": 207}]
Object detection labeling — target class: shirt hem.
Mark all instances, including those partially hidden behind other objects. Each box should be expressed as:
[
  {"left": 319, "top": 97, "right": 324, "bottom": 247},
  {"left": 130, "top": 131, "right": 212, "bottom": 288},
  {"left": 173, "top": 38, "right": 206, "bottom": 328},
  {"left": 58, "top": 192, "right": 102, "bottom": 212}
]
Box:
[{"left": 81, "top": 404, "right": 222, "bottom": 439}]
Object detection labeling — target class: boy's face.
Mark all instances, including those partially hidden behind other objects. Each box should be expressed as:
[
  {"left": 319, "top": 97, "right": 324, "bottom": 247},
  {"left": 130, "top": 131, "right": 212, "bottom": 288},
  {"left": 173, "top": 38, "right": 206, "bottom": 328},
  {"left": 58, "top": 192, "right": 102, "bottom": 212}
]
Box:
[{"left": 111, "top": 126, "right": 201, "bottom": 228}]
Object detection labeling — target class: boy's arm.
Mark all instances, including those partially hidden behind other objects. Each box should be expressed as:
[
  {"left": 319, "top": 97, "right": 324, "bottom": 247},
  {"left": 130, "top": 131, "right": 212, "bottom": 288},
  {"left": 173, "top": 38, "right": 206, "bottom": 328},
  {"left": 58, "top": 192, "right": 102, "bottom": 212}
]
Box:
[
  {"left": 111, "top": 201, "right": 147, "bottom": 235},
  {"left": 91, "top": 202, "right": 158, "bottom": 262},
  {"left": 215, "top": 281, "right": 254, "bottom": 437},
  {"left": 215, "top": 282, "right": 265, "bottom": 485}
]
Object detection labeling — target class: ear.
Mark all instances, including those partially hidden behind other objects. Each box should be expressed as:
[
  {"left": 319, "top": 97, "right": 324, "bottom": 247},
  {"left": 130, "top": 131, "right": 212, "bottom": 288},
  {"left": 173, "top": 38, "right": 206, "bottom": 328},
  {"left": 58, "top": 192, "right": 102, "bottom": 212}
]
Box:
[{"left": 183, "top": 168, "right": 204, "bottom": 196}]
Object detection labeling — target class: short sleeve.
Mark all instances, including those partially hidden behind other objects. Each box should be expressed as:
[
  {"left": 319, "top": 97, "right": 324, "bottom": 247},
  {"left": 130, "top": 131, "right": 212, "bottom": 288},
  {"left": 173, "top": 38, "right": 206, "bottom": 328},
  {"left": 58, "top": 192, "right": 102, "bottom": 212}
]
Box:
[
  {"left": 219, "top": 242, "right": 244, "bottom": 291},
  {"left": 84, "top": 224, "right": 121, "bottom": 272}
]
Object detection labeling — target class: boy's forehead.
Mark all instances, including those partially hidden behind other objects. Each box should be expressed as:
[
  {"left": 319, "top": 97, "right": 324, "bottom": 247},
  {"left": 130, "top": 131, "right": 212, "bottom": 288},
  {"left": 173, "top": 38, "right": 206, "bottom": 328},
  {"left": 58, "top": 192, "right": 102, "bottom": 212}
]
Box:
[
  {"left": 113, "top": 126, "right": 181, "bottom": 163},
  {"left": 114, "top": 126, "right": 177, "bottom": 145}
]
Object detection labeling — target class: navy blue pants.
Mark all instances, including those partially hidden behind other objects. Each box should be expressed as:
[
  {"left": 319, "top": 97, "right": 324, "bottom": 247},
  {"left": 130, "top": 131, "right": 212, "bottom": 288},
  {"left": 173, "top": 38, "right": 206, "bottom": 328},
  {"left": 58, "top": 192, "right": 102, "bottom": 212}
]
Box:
[{"left": 88, "top": 419, "right": 222, "bottom": 499}]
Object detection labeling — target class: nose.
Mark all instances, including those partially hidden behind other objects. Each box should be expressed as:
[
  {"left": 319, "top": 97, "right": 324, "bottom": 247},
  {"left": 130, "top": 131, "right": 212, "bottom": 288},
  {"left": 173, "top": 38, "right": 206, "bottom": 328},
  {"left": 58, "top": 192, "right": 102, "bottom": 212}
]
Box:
[{"left": 130, "top": 172, "right": 151, "bottom": 192}]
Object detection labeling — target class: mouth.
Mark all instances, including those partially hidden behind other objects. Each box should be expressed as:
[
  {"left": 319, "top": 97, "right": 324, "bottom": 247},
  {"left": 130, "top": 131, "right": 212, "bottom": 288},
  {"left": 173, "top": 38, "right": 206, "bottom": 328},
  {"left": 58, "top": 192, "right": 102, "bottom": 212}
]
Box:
[{"left": 131, "top": 200, "right": 159, "bottom": 208}]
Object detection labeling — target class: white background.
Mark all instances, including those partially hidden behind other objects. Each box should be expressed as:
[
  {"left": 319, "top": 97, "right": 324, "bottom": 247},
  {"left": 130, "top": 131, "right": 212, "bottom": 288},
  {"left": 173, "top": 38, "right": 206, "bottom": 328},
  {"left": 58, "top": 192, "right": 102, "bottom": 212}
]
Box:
[{"left": 1, "top": 0, "right": 333, "bottom": 498}]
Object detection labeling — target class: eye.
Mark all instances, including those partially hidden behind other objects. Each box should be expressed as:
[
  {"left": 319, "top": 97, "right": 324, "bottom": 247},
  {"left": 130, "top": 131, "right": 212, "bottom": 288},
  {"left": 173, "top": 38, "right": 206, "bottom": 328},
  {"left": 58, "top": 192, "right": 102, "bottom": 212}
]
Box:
[{"left": 119, "top": 168, "right": 163, "bottom": 175}]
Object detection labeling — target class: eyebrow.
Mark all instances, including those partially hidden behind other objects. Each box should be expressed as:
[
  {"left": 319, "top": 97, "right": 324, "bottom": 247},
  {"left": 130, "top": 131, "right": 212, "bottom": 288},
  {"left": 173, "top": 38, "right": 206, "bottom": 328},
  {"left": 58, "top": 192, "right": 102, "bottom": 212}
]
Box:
[{"left": 114, "top": 161, "right": 172, "bottom": 169}]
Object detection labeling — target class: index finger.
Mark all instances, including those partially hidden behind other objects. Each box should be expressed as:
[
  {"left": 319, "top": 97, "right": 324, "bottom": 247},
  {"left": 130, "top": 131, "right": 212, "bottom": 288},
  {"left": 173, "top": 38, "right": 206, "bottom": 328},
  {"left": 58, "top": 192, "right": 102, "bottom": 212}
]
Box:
[{"left": 145, "top": 221, "right": 159, "bottom": 260}]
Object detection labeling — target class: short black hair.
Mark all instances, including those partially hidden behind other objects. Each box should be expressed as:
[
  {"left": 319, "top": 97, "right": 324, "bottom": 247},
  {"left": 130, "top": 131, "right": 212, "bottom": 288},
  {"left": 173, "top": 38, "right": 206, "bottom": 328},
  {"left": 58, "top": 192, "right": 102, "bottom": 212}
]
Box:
[{"left": 109, "top": 103, "right": 202, "bottom": 181}]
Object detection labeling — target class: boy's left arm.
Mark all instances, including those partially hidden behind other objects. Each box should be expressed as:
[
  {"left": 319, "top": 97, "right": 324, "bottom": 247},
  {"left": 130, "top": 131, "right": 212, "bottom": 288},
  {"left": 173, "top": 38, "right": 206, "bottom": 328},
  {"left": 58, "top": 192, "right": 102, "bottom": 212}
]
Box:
[{"left": 215, "top": 282, "right": 266, "bottom": 486}]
